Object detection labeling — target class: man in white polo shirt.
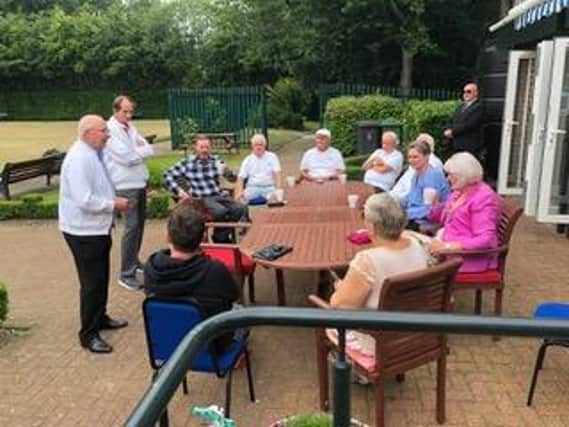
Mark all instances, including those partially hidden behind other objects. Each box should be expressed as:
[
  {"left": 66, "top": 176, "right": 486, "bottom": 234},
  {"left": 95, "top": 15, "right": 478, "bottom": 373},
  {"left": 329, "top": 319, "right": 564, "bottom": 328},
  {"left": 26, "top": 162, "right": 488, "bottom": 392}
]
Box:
[
  {"left": 104, "top": 95, "right": 154, "bottom": 291},
  {"left": 300, "top": 128, "right": 345, "bottom": 182},
  {"left": 59, "top": 114, "right": 130, "bottom": 354},
  {"left": 234, "top": 133, "right": 282, "bottom": 203},
  {"left": 361, "top": 131, "right": 404, "bottom": 192}
]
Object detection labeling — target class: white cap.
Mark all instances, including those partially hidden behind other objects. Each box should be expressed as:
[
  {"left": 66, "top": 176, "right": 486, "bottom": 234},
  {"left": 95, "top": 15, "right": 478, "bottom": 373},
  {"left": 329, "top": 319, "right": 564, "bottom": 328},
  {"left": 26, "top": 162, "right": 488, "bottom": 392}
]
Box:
[{"left": 315, "top": 128, "right": 331, "bottom": 139}]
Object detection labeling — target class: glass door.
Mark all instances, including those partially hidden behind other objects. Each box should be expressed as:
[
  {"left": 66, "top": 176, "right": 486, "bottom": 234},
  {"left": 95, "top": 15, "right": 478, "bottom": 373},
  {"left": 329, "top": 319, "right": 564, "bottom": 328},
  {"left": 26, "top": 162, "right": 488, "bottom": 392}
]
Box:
[
  {"left": 498, "top": 50, "right": 536, "bottom": 195},
  {"left": 524, "top": 40, "right": 554, "bottom": 216},
  {"left": 538, "top": 38, "right": 569, "bottom": 223}
]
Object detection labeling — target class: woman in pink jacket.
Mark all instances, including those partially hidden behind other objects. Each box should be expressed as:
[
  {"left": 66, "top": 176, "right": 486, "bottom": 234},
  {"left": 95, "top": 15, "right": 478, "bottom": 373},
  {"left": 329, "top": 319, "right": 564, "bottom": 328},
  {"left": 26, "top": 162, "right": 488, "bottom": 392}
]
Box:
[{"left": 427, "top": 152, "right": 501, "bottom": 273}]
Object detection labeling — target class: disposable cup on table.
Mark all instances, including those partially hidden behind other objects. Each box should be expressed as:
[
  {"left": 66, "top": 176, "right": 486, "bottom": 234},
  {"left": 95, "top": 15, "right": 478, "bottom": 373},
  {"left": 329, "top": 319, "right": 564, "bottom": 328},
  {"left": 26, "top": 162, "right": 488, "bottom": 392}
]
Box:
[
  {"left": 339, "top": 174, "right": 347, "bottom": 184},
  {"left": 286, "top": 176, "right": 296, "bottom": 187},
  {"left": 347, "top": 194, "right": 359, "bottom": 209}
]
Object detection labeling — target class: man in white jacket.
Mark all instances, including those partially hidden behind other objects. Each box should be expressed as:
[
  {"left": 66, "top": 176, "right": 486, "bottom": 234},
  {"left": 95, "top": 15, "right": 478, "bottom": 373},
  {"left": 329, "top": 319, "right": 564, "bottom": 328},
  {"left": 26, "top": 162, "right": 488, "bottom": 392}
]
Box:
[
  {"left": 60, "top": 115, "right": 130, "bottom": 353},
  {"left": 104, "top": 95, "right": 154, "bottom": 290}
]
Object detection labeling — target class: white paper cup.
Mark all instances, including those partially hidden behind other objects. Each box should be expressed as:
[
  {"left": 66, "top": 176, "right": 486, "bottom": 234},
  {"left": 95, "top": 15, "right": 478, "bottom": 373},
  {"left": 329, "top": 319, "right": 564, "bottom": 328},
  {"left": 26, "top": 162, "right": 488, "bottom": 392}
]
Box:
[
  {"left": 423, "top": 188, "right": 437, "bottom": 205},
  {"left": 286, "top": 176, "right": 296, "bottom": 187},
  {"left": 348, "top": 194, "right": 359, "bottom": 209},
  {"left": 275, "top": 189, "right": 285, "bottom": 202},
  {"left": 216, "top": 160, "right": 225, "bottom": 175},
  {"left": 339, "top": 174, "right": 347, "bottom": 184}
]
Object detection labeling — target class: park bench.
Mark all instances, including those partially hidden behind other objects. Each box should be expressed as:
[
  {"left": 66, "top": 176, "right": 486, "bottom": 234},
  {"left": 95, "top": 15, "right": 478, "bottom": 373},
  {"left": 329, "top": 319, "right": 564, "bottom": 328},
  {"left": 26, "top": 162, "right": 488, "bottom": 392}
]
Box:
[
  {"left": 0, "top": 153, "right": 65, "bottom": 200},
  {"left": 180, "top": 132, "right": 238, "bottom": 156}
]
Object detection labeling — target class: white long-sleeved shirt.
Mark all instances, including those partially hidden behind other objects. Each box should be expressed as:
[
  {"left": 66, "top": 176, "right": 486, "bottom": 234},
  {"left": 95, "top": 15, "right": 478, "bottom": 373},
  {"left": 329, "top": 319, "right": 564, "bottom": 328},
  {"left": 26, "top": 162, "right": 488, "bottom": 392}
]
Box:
[
  {"left": 59, "top": 140, "right": 115, "bottom": 236},
  {"left": 104, "top": 116, "right": 153, "bottom": 190}
]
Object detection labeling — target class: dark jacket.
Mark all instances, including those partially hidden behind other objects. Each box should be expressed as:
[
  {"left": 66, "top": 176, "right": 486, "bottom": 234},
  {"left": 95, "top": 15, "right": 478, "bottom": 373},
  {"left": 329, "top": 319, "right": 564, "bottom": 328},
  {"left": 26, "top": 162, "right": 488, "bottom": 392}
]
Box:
[
  {"left": 450, "top": 100, "right": 484, "bottom": 156},
  {"left": 144, "top": 249, "right": 239, "bottom": 318},
  {"left": 144, "top": 250, "right": 240, "bottom": 352}
]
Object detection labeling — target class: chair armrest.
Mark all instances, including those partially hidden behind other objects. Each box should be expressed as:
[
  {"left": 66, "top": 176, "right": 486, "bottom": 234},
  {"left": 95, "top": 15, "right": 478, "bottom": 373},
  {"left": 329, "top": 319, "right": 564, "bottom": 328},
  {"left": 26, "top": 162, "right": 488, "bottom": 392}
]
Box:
[
  {"left": 443, "top": 244, "right": 509, "bottom": 257},
  {"left": 201, "top": 242, "right": 240, "bottom": 251},
  {"left": 308, "top": 294, "right": 332, "bottom": 309}
]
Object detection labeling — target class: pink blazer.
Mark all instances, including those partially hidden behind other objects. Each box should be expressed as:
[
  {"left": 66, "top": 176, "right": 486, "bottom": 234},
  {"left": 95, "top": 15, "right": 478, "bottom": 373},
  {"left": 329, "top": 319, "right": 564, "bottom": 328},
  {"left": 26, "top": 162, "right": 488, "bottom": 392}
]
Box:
[{"left": 428, "top": 182, "right": 501, "bottom": 273}]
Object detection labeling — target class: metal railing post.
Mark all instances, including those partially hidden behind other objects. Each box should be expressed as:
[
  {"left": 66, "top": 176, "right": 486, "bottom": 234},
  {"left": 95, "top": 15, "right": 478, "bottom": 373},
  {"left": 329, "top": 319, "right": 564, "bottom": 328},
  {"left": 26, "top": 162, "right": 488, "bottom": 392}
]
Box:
[{"left": 333, "top": 328, "right": 351, "bottom": 427}]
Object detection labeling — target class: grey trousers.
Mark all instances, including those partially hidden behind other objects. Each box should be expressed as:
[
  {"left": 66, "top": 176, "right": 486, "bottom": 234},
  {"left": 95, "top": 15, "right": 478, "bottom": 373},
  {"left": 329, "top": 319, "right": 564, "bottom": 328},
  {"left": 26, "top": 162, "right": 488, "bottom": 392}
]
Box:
[{"left": 116, "top": 188, "right": 147, "bottom": 278}]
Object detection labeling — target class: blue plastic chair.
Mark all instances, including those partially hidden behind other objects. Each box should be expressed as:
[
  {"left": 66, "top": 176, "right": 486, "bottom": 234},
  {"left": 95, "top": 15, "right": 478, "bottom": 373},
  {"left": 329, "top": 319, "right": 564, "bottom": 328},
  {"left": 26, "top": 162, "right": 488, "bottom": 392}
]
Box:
[
  {"left": 142, "top": 297, "right": 255, "bottom": 424},
  {"left": 527, "top": 302, "right": 569, "bottom": 406}
]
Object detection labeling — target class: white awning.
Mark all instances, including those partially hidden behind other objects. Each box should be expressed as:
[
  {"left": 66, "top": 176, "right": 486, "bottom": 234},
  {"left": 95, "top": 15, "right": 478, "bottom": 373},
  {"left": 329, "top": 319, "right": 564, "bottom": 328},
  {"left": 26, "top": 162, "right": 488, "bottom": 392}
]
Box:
[{"left": 489, "top": 0, "right": 569, "bottom": 32}]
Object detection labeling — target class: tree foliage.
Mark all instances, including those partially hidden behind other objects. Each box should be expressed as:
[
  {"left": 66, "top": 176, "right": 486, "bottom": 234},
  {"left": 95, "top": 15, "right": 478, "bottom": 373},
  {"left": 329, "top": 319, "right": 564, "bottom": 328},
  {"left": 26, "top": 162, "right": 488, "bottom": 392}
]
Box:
[{"left": 0, "top": 0, "right": 501, "bottom": 92}]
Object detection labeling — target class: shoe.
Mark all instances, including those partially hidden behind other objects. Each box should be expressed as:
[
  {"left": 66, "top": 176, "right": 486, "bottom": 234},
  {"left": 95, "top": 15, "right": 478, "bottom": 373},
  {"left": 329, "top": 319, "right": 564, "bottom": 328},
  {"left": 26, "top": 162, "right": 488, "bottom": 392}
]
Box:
[
  {"left": 118, "top": 276, "right": 143, "bottom": 291},
  {"left": 81, "top": 334, "right": 113, "bottom": 354},
  {"left": 135, "top": 265, "right": 144, "bottom": 276},
  {"left": 100, "top": 317, "right": 128, "bottom": 330}
]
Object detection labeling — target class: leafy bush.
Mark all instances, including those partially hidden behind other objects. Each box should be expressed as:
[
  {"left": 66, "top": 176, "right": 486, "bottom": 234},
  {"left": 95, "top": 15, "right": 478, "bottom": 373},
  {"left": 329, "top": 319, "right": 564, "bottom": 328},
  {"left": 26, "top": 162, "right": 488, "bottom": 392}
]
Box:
[
  {"left": 324, "top": 94, "right": 459, "bottom": 161},
  {"left": 147, "top": 192, "right": 171, "bottom": 219},
  {"left": 284, "top": 413, "right": 331, "bottom": 427},
  {"left": 344, "top": 154, "right": 368, "bottom": 181},
  {"left": 324, "top": 95, "right": 405, "bottom": 157},
  {"left": 174, "top": 117, "right": 200, "bottom": 148},
  {"left": 0, "top": 283, "right": 8, "bottom": 325},
  {"left": 146, "top": 154, "right": 186, "bottom": 189},
  {"left": 268, "top": 77, "right": 310, "bottom": 130},
  {"left": 402, "top": 99, "right": 459, "bottom": 161},
  {"left": 0, "top": 198, "right": 58, "bottom": 220}
]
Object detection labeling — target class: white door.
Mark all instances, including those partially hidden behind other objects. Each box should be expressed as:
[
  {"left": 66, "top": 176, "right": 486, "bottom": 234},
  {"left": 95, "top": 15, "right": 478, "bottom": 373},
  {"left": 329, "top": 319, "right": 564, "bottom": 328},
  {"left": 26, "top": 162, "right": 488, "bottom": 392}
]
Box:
[
  {"left": 524, "top": 41, "right": 554, "bottom": 216},
  {"left": 538, "top": 38, "right": 569, "bottom": 223},
  {"left": 498, "top": 50, "right": 536, "bottom": 195}
]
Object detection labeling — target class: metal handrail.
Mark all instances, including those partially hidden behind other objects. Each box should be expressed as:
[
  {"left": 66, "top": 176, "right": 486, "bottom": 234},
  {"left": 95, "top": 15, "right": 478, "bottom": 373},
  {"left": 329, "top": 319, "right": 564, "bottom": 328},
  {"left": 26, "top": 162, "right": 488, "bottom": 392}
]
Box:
[{"left": 125, "top": 307, "right": 569, "bottom": 427}]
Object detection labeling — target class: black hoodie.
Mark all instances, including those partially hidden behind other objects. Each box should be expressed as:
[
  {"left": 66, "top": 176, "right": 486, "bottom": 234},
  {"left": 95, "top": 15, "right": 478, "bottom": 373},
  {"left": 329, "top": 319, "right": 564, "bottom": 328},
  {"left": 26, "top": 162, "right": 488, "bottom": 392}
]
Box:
[{"left": 144, "top": 249, "right": 239, "bottom": 319}]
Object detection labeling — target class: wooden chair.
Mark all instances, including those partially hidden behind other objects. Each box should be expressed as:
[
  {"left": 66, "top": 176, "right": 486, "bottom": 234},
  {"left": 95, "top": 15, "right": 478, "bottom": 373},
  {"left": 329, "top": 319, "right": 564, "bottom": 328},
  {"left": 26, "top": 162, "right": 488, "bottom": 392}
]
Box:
[
  {"left": 203, "top": 222, "right": 256, "bottom": 304},
  {"left": 309, "top": 258, "right": 462, "bottom": 427},
  {"left": 445, "top": 196, "right": 523, "bottom": 316}
]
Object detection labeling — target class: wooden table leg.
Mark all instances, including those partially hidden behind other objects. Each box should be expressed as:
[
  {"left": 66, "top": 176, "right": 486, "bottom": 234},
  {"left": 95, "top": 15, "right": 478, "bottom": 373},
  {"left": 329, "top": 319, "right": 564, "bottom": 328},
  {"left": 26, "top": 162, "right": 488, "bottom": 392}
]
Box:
[{"left": 275, "top": 269, "right": 286, "bottom": 306}]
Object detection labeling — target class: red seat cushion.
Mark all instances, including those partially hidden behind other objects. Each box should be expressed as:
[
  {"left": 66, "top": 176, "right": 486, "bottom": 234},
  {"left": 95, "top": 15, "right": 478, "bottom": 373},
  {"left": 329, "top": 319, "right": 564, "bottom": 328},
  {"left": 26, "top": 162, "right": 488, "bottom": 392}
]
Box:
[
  {"left": 455, "top": 270, "right": 502, "bottom": 284},
  {"left": 202, "top": 247, "right": 255, "bottom": 274}
]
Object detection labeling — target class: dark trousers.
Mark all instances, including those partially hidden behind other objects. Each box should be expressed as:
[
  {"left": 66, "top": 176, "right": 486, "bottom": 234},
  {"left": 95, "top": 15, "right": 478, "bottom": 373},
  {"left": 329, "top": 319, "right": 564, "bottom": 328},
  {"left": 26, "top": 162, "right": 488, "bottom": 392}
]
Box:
[
  {"left": 63, "top": 232, "right": 112, "bottom": 344},
  {"left": 116, "top": 188, "right": 146, "bottom": 278},
  {"left": 203, "top": 194, "right": 247, "bottom": 242}
]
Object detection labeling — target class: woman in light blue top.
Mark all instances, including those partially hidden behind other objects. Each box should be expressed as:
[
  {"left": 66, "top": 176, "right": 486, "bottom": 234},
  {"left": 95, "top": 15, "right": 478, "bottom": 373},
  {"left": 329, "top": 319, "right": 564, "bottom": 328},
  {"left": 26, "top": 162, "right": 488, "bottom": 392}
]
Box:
[{"left": 402, "top": 140, "right": 450, "bottom": 230}]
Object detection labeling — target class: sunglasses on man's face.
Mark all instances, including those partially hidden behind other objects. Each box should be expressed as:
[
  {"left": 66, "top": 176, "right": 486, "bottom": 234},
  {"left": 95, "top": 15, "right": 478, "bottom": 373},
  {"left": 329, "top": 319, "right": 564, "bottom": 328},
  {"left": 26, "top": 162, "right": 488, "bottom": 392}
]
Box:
[{"left": 463, "top": 90, "right": 473, "bottom": 94}]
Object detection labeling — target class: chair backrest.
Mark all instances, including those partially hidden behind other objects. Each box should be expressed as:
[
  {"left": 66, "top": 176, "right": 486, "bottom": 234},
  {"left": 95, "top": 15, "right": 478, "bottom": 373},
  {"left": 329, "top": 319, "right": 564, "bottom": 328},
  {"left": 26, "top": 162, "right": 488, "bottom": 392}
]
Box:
[
  {"left": 201, "top": 243, "right": 243, "bottom": 274},
  {"left": 142, "top": 297, "right": 203, "bottom": 370},
  {"left": 497, "top": 197, "right": 523, "bottom": 270},
  {"left": 369, "top": 258, "right": 462, "bottom": 375}
]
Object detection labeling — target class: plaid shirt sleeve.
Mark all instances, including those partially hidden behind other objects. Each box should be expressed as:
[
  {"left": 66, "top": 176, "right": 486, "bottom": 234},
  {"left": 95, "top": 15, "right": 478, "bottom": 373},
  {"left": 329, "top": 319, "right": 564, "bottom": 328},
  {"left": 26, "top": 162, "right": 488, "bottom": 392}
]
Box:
[{"left": 163, "top": 159, "right": 189, "bottom": 196}]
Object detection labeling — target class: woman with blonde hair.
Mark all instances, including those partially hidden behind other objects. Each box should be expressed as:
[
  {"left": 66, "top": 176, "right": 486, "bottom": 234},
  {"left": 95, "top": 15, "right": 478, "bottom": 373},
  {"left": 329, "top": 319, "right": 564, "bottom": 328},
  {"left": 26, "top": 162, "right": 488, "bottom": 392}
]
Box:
[{"left": 427, "top": 152, "right": 500, "bottom": 272}]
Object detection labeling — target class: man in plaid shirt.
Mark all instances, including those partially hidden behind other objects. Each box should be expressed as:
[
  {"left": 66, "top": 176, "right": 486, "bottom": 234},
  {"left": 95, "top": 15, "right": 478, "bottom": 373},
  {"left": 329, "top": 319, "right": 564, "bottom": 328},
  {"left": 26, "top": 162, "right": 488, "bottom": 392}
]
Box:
[{"left": 163, "top": 135, "right": 246, "bottom": 241}]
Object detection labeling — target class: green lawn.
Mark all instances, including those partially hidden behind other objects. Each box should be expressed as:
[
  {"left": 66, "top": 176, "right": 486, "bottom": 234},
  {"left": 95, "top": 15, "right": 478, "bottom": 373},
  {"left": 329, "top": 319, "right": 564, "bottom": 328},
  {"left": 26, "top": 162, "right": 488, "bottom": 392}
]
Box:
[{"left": 268, "top": 128, "right": 306, "bottom": 151}]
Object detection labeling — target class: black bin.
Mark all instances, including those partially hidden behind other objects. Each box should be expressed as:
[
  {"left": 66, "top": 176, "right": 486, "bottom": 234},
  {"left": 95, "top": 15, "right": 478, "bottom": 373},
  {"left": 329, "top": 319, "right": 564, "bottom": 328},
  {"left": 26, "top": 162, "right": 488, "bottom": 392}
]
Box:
[{"left": 356, "top": 120, "right": 404, "bottom": 154}]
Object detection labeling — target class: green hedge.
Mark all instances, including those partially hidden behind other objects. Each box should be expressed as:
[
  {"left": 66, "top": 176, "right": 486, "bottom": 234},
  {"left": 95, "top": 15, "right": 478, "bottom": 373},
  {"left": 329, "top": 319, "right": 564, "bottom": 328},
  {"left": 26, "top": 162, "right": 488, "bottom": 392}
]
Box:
[
  {"left": 0, "top": 283, "right": 7, "bottom": 325},
  {"left": 345, "top": 154, "right": 367, "bottom": 181},
  {"left": 402, "top": 99, "right": 459, "bottom": 161},
  {"left": 267, "top": 77, "right": 310, "bottom": 130},
  {"left": 324, "top": 95, "right": 405, "bottom": 156},
  {"left": 324, "top": 94, "right": 459, "bottom": 162},
  {"left": 0, "top": 192, "right": 171, "bottom": 220}
]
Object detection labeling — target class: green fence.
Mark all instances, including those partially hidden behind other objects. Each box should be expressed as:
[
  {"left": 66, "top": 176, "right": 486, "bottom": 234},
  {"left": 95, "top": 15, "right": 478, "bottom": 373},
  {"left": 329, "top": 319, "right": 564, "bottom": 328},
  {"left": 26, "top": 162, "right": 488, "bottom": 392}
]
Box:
[
  {"left": 319, "top": 83, "right": 459, "bottom": 125},
  {"left": 168, "top": 86, "right": 267, "bottom": 150}
]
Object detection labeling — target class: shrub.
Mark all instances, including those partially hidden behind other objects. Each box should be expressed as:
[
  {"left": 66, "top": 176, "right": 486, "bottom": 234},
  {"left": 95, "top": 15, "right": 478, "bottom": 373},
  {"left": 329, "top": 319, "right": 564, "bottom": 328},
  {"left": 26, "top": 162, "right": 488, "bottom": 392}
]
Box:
[
  {"left": 147, "top": 192, "right": 171, "bottom": 219},
  {"left": 0, "top": 284, "right": 8, "bottom": 324},
  {"left": 402, "top": 99, "right": 459, "bottom": 161},
  {"left": 268, "top": 77, "right": 310, "bottom": 130},
  {"left": 146, "top": 154, "right": 185, "bottom": 189},
  {"left": 0, "top": 199, "right": 58, "bottom": 220},
  {"left": 344, "top": 155, "right": 368, "bottom": 181},
  {"left": 324, "top": 95, "right": 405, "bottom": 157}
]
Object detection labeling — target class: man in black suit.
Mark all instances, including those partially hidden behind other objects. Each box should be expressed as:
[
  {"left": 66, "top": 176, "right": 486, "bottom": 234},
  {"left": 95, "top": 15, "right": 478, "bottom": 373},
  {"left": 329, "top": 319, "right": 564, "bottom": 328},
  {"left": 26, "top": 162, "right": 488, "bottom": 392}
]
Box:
[{"left": 444, "top": 83, "right": 483, "bottom": 159}]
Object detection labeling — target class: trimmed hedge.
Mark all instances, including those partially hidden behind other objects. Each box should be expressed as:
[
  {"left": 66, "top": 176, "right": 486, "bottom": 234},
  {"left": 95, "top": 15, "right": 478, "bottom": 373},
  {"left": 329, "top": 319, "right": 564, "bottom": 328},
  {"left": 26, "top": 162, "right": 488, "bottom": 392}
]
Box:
[
  {"left": 402, "top": 99, "right": 459, "bottom": 161},
  {"left": 324, "top": 94, "right": 460, "bottom": 162},
  {"left": 324, "top": 95, "right": 405, "bottom": 156},
  {"left": 344, "top": 155, "right": 367, "bottom": 181},
  {"left": 0, "top": 192, "right": 171, "bottom": 220},
  {"left": 0, "top": 283, "right": 7, "bottom": 325}
]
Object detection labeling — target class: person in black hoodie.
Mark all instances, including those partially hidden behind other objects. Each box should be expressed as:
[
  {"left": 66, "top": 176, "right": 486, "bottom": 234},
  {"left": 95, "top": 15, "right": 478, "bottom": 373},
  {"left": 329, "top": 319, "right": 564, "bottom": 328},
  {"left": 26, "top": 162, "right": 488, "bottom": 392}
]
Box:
[{"left": 144, "top": 204, "right": 240, "bottom": 350}]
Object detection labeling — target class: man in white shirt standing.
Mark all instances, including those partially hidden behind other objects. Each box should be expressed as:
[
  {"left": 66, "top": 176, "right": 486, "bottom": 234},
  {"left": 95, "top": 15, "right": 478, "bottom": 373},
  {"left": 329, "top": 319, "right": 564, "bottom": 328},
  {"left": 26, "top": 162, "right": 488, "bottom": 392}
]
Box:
[
  {"left": 361, "top": 131, "right": 404, "bottom": 192},
  {"left": 60, "top": 115, "right": 130, "bottom": 354},
  {"left": 234, "top": 133, "right": 282, "bottom": 202},
  {"left": 105, "top": 95, "right": 154, "bottom": 290},
  {"left": 300, "top": 128, "right": 345, "bottom": 182}
]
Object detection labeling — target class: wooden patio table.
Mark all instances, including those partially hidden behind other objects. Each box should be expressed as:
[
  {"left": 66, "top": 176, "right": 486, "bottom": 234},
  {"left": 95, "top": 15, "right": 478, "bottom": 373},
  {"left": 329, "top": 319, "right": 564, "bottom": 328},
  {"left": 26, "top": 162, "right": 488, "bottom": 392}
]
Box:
[
  {"left": 283, "top": 180, "right": 373, "bottom": 208},
  {"left": 240, "top": 181, "right": 373, "bottom": 305}
]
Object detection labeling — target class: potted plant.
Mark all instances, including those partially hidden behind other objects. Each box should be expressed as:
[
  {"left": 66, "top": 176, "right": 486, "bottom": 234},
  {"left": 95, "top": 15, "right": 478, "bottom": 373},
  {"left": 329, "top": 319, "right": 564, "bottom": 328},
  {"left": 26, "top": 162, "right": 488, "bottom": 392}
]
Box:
[{"left": 270, "top": 413, "right": 368, "bottom": 427}]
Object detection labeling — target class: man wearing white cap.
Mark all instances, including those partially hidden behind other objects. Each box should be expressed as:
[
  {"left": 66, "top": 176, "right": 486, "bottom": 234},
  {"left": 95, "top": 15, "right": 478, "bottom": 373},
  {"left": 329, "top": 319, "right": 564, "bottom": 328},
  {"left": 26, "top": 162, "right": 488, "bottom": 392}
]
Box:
[{"left": 300, "top": 128, "right": 345, "bottom": 182}]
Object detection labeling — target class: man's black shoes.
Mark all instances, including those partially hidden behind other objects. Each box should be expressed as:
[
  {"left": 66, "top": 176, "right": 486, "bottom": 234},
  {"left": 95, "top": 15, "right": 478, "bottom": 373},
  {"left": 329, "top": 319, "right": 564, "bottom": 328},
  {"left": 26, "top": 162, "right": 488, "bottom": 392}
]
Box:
[
  {"left": 81, "top": 334, "right": 113, "bottom": 354},
  {"left": 100, "top": 317, "right": 129, "bottom": 330}
]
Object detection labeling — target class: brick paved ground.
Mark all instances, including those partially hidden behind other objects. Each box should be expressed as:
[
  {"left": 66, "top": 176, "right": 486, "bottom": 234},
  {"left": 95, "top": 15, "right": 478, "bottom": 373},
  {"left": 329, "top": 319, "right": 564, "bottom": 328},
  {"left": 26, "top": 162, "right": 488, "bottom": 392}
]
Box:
[{"left": 1, "top": 137, "right": 569, "bottom": 426}]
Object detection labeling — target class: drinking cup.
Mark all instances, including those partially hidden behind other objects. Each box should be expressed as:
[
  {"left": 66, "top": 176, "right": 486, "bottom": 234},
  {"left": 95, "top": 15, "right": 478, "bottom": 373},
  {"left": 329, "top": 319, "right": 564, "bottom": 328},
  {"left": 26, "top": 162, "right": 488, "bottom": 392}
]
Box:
[
  {"left": 423, "top": 188, "right": 438, "bottom": 205},
  {"left": 286, "top": 176, "right": 296, "bottom": 187},
  {"left": 275, "top": 189, "right": 285, "bottom": 202},
  {"left": 339, "top": 174, "right": 347, "bottom": 184},
  {"left": 348, "top": 194, "right": 359, "bottom": 209}
]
